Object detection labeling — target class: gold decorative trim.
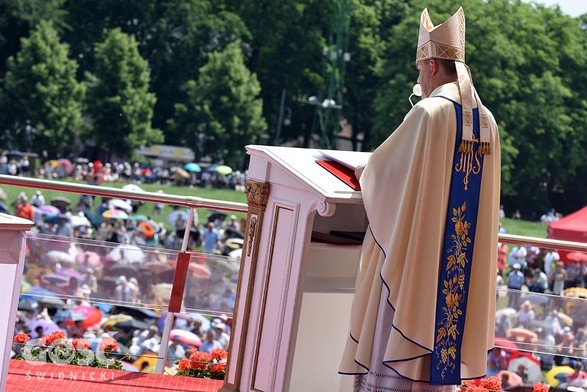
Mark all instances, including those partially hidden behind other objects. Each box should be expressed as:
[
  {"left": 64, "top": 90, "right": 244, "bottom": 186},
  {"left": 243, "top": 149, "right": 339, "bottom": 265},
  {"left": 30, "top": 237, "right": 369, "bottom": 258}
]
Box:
[
  {"left": 222, "top": 180, "right": 270, "bottom": 392},
  {"left": 245, "top": 180, "right": 270, "bottom": 207}
]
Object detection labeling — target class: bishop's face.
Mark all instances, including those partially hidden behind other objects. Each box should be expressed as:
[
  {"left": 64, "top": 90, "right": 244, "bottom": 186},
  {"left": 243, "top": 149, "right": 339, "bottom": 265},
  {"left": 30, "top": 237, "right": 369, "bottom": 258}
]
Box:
[{"left": 416, "top": 60, "right": 434, "bottom": 98}]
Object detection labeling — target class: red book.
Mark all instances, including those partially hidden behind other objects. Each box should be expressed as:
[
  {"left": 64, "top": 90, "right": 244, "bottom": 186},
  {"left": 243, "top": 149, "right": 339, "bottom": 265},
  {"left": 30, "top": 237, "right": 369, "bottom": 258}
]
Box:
[{"left": 316, "top": 159, "right": 361, "bottom": 191}]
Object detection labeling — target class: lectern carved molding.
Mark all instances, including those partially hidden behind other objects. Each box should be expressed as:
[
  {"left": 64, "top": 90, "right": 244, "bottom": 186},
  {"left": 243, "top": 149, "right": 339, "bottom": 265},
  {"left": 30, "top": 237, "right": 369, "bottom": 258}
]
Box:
[{"left": 221, "top": 180, "right": 270, "bottom": 392}]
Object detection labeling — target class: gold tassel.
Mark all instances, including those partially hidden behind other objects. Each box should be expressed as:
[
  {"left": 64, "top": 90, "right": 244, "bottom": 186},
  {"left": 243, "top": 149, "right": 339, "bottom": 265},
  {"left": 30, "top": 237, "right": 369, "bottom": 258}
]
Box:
[
  {"left": 478, "top": 142, "right": 492, "bottom": 155},
  {"left": 458, "top": 140, "right": 473, "bottom": 153}
]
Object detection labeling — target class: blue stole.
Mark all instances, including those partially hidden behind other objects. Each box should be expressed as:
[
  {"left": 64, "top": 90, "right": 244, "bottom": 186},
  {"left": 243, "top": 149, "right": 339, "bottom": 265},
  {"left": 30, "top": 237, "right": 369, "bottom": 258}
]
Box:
[{"left": 430, "top": 99, "right": 485, "bottom": 385}]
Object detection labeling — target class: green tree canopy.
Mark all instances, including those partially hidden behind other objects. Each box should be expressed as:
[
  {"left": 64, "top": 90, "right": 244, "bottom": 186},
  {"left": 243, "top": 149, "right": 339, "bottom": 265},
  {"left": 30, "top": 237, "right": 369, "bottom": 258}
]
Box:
[
  {"left": 169, "top": 41, "right": 266, "bottom": 167},
  {"left": 1, "top": 20, "right": 85, "bottom": 156},
  {"left": 85, "top": 28, "right": 162, "bottom": 158}
]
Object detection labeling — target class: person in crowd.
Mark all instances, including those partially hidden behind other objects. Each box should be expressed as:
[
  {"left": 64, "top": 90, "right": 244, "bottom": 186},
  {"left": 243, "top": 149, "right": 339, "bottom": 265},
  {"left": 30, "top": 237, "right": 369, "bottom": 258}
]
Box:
[
  {"left": 199, "top": 329, "right": 222, "bottom": 354},
  {"left": 517, "top": 301, "right": 535, "bottom": 328},
  {"left": 550, "top": 261, "right": 567, "bottom": 296},
  {"left": 210, "top": 318, "right": 230, "bottom": 350},
  {"left": 507, "top": 264, "right": 525, "bottom": 308},
  {"left": 14, "top": 193, "right": 34, "bottom": 220},
  {"left": 166, "top": 335, "right": 186, "bottom": 366},
  {"left": 486, "top": 347, "right": 507, "bottom": 377},
  {"left": 30, "top": 191, "right": 45, "bottom": 207},
  {"left": 339, "top": 6, "right": 500, "bottom": 389},
  {"left": 202, "top": 222, "right": 221, "bottom": 254},
  {"left": 528, "top": 268, "right": 548, "bottom": 293}
]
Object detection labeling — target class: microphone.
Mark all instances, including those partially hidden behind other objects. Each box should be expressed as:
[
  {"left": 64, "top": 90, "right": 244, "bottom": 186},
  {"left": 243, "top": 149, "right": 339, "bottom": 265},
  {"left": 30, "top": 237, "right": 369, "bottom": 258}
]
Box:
[{"left": 409, "top": 84, "right": 422, "bottom": 107}]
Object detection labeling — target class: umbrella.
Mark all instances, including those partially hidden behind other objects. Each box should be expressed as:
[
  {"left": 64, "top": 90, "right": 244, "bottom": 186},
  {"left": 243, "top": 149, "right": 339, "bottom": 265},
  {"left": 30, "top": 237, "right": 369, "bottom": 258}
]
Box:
[
  {"left": 564, "top": 252, "right": 587, "bottom": 262},
  {"left": 56, "top": 267, "right": 85, "bottom": 281},
  {"left": 108, "top": 244, "right": 145, "bottom": 263},
  {"left": 50, "top": 196, "right": 71, "bottom": 211},
  {"left": 114, "top": 318, "right": 149, "bottom": 330},
  {"left": 168, "top": 258, "right": 211, "bottom": 279},
  {"left": 21, "top": 286, "right": 65, "bottom": 308},
  {"left": 102, "top": 209, "right": 129, "bottom": 220},
  {"left": 169, "top": 329, "right": 201, "bottom": 347},
  {"left": 0, "top": 187, "right": 7, "bottom": 201},
  {"left": 45, "top": 250, "right": 75, "bottom": 265},
  {"left": 58, "top": 158, "right": 73, "bottom": 175},
  {"left": 207, "top": 211, "right": 227, "bottom": 223},
  {"left": 497, "top": 370, "right": 523, "bottom": 387},
  {"left": 27, "top": 319, "right": 63, "bottom": 337},
  {"left": 133, "top": 214, "right": 149, "bottom": 222},
  {"left": 167, "top": 210, "right": 190, "bottom": 227},
  {"left": 70, "top": 305, "right": 103, "bottom": 328},
  {"left": 109, "top": 199, "right": 133, "bottom": 213},
  {"left": 545, "top": 365, "right": 573, "bottom": 387},
  {"left": 105, "top": 262, "right": 140, "bottom": 279},
  {"left": 75, "top": 251, "right": 103, "bottom": 268},
  {"left": 184, "top": 162, "right": 202, "bottom": 173},
  {"left": 507, "top": 328, "right": 538, "bottom": 343},
  {"left": 102, "top": 314, "right": 132, "bottom": 330},
  {"left": 41, "top": 273, "right": 71, "bottom": 288},
  {"left": 53, "top": 308, "right": 85, "bottom": 322},
  {"left": 171, "top": 166, "right": 190, "bottom": 179},
  {"left": 44, "top": 213, "right": 71, "bottom": 225},
  {"left": 38, "top": 205, "right": 60, "bottom": 216},
  {"left": 508, "top": 356, "right": 543, "bottom": 384},
  {"left": 70, "top": 214, "right": 91, "bottom": 227},
  {"left": 109, "top": 305, "right": 158, "bottom": 320},
  {"left": 225, "top": 238, "right": 244, "bottom": 250},
  {"left": 494, "top": 337, "right": 519, "bottom": 353},
  {"left": 209, "top": 165, "right": 232, "bottom": 176},
  {"left": 122, "top": 184, "right": 143, "bottom": 193},
  {"left": 563, "top": 287, "right": 587, "bottom": 299}
]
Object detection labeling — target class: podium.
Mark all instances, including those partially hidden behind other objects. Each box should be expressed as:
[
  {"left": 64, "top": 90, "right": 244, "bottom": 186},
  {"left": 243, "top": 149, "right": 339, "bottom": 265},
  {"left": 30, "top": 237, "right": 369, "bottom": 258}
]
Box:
[
  {"left": 221, "top": 146, "right": 369, "bottom": 392},
  {"left": 0, "top": 213, "right": 34, "bottom": 391}
]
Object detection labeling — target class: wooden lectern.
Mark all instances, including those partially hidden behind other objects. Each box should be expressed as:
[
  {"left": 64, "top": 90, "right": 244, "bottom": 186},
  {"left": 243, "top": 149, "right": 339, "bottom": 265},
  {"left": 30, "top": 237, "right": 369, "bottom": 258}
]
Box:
[{"left": 221, "top": 146, "right": 370, "bottom": 392}]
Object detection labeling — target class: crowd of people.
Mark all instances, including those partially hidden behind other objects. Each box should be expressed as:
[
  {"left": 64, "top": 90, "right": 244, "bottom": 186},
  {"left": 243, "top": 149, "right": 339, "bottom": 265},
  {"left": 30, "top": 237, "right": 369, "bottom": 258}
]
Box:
[{"left": 0, "top": 151, "right": 248, "bottom": 190}]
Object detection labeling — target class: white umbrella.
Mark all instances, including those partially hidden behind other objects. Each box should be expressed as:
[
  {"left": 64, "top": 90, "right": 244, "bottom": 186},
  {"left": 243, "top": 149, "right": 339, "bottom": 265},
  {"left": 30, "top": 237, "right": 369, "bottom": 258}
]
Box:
[
  {"left": 45, "top": 250, "right": 75, "bottom": 265},
  {"left": 71, "top": 214, "right": 91, "bottom": 228},
  {"left": 152, "top": 283, "right": 172, "bottom": 302},
  {"left": 508, "top": 356, "right": 543, "bottom": 384},
  {"left": 108, "top": 244, "right": 145, "bottom": 263},
  {"left": 109, "top": 198, "right": 132, "bottom": 213},
  {"left": 122, "top": 184, "right": 143, "bottom": 193}
]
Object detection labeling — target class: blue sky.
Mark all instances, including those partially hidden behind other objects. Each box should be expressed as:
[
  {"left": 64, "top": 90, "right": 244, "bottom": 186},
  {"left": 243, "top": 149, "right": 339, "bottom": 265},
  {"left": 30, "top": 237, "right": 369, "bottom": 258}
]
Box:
[{"left": 527, "top": 0, "right": 587, "bottom": 17}]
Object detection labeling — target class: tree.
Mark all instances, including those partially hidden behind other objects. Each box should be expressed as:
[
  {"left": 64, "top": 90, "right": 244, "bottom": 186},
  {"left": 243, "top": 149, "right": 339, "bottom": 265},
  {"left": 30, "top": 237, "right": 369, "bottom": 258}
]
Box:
[
  {"left": 169, "top": 41, "right": 266, "bottom": 167},
  {"left": 0, "top": 20, "right": 85, "bottom": 155},
  {"left": 85, "top": 28, "right": 162, "bottom": 159}
]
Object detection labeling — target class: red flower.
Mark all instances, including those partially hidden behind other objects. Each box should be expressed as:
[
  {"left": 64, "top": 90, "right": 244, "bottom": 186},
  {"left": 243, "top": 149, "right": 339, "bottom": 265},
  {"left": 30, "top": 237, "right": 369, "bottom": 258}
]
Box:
[
  {"left": 210, "top": 348, "right": 228, "bottom": 361},
  {"left": 72, "top": 338, "right": 91, "bottom": 350},
  {"left": 479, "top": 376, "right": 501, "bottom": 391},
  {"left": 210, "top": 363, "right": 226, "bottom": 374},
  {"left": 533, "top": 383, "right": 549, "bottom": 392},
  {"left": 188, "top": 351, "right": 210, "bottom": 370},
  {"left": 98, "top": 337, "right": 119, "bottom": 353},
  {"left": 13, "top": 332, "right": 30, "bottom": 345},
  {"left": 178, "top": 358, "right": 193, "bottom": 372},
  {"left": 43, "top": 331, "right": 66, "bottom": 346}
]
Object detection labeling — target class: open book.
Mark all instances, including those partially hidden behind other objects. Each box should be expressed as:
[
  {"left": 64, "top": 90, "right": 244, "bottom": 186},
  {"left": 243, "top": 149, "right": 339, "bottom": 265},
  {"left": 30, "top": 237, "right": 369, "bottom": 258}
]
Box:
[
  {"left": 316, "top": 150, "right": 371, "bottom": 191},
  {"left": 319, "top": 149, "right": 371, "bottom": 170}
]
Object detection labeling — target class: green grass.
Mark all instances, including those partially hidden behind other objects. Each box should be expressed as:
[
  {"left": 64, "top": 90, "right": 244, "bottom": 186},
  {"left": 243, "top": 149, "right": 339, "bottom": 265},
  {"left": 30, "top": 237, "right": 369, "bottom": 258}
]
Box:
[{"left": 501, "top": 217, "right": 547, "bottom": 238}]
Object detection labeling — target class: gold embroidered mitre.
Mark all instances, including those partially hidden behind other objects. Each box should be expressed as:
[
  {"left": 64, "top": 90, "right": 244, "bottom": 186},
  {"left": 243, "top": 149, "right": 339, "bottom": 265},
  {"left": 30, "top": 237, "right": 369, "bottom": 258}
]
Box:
[
  {"left": 416, "top": 7, "right": 492, "bottom": 154},
  {"left": 416, "top": 7, "right": 465, "bottom": 63}
]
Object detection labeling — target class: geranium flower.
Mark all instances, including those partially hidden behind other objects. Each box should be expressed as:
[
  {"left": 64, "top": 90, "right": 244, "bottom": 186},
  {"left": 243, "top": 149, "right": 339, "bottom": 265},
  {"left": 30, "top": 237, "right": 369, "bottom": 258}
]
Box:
[
  {"left": 98, "top": 337, "right": 119, "bottom": 353},
  {"left": 13, "top": 332, "right": 30, "bottom": 345},
  {"left": 72, "top": 338, "right": 91, "bottom": 350},
  {"left": 210, "top": 348, "right": 228, "bottom": 361},
  {"left": 43, "top": 331, "right": 66, "bottom": 346}
]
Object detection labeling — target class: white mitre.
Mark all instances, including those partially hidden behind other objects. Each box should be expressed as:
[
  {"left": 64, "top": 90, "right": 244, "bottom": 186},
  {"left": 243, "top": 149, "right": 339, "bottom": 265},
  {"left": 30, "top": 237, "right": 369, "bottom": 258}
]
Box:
[{"left": 416, "top": 7, "right": 492, "bottom": 154}]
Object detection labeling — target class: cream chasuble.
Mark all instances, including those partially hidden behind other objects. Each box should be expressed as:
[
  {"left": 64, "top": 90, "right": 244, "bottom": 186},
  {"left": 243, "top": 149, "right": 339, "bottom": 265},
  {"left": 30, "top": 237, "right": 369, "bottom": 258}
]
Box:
[{"left": 339, "top": 81, "right": 501, "bottom": 385}]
